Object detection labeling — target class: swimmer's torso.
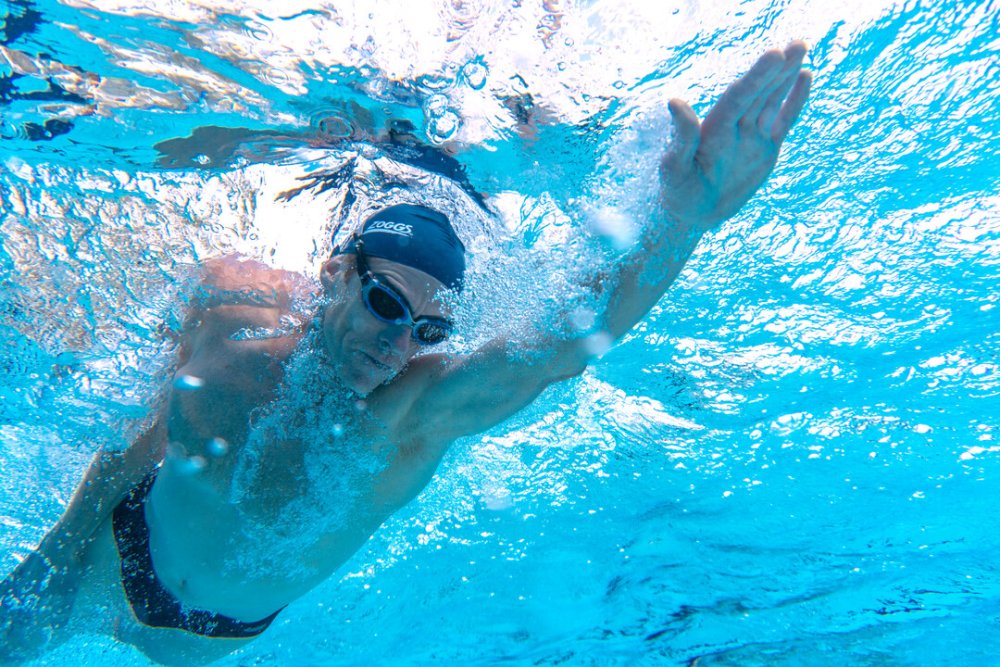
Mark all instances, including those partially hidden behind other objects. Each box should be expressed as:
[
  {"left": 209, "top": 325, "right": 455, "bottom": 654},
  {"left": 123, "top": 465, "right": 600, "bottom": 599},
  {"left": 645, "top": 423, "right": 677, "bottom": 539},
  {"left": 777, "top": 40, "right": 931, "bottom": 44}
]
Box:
[{"left": 142, "top": 256, "right": 441, "bottom": 622}]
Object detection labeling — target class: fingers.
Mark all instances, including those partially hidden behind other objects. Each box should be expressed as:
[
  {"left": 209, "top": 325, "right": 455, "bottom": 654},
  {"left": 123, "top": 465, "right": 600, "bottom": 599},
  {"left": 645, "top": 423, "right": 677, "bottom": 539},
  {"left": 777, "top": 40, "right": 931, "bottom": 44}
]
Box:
[
  {"left": 666, "top": 98, "right": 701, "bottom": 165},
  {"left": 771, "top": 69, "right": 812, "bottom": 142},
  {"left": 782, "top": 40, "right": 808, "bottom": 66},
  {"left": 755, "top": 59, "right": 805, "bottom": 134},
  {"left": 705, "top": 49, "right": 786, "bottom": 128},
  {"left": 663, "top": 41, "right": 811, "bottom": 168},
  {"left": 707, "top": 41, "right": 810, "bottom": 140},
  {"left": 751, "top": 41, "right": 807, "bottom": 127}
]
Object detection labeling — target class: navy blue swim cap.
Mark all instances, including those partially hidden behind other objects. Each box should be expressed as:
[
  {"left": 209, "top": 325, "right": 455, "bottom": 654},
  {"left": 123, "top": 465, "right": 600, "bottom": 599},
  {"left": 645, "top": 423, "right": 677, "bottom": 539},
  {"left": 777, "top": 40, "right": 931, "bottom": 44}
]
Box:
[{"left": 346, "top": 204, "right": 466, "bottom": 292}]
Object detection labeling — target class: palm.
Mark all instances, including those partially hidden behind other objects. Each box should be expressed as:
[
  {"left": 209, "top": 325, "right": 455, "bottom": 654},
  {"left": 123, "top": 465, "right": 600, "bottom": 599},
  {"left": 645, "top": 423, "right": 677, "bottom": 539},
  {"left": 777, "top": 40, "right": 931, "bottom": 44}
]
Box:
[{"left": 660, "top": 41, "right": 812, "bottom": 230}]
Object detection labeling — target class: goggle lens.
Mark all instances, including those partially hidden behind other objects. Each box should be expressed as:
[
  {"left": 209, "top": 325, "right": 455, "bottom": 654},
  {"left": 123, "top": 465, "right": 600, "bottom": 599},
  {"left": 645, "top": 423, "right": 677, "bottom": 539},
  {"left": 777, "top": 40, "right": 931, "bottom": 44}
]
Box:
[
  {"left": 355, "top": 239, "right": 454, "bottom": 346},
  {"left": 365, "top": 284, "right": 406, "bottom": 322},
  {"left": 413, "top": 321, "right": 450, "bottom": 345}
]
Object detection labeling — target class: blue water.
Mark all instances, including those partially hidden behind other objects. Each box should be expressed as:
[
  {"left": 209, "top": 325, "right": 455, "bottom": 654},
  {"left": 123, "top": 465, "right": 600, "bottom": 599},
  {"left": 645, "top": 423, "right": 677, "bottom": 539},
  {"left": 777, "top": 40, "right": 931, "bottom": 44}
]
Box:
[{"left": 2, "top": 0, "right": 999, "bottom": 665}]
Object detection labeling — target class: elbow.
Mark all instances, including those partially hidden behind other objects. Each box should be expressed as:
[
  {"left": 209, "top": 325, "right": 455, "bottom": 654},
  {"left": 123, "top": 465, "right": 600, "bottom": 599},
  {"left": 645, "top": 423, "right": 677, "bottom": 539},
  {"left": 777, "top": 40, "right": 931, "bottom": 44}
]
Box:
[
  {"left": 550, "top": 360, "right": 587, "bottom": 384},
  {"left": 548, "top": 337, "right": 599, "bottom": 383}
]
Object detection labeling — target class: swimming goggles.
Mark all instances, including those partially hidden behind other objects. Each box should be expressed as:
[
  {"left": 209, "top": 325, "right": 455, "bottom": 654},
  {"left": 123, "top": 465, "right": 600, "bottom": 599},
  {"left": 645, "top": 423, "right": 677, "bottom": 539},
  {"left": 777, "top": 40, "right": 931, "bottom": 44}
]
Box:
[{"left": 353, "top": 238, "right": 454, "bottom": 346}]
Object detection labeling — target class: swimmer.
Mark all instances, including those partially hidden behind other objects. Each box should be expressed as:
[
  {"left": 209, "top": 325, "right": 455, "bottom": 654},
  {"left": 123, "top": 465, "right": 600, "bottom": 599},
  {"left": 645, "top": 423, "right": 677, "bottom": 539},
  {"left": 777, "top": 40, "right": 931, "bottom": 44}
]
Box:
[{"left": 0, "top": 42, "right": 811, "bottom": 665}]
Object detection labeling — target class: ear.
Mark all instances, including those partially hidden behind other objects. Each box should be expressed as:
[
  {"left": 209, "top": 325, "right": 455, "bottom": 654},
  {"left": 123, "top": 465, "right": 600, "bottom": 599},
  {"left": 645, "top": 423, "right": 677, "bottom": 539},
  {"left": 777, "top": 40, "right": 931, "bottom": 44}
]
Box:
[{"left": 320, "top": 254, "right": 353, "bottom": 292}]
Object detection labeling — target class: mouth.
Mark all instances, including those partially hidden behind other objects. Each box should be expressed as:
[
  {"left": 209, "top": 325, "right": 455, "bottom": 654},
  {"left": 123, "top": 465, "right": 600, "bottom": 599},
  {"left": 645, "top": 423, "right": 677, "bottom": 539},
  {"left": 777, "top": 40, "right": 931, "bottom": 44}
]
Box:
[{"left": 360, "top": 351, "right": 393, "bottom": 373}]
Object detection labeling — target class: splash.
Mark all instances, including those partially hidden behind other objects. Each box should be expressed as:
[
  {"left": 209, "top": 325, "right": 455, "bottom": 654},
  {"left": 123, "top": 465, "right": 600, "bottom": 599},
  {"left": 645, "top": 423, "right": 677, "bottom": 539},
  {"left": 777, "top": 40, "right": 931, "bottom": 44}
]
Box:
[{"left": 225, "top": 326, "right": 390, "bottom": 579}]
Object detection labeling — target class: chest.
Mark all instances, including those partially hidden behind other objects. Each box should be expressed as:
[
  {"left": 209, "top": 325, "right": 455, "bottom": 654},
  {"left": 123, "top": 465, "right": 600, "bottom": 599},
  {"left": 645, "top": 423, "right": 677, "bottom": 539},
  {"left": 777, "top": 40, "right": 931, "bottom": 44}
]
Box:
[
  {"left": 166, "top": 312, "right": 441, "bottom": 522},
  {"left": 169, "top": 318, "right": 300, "bottom": 447}
]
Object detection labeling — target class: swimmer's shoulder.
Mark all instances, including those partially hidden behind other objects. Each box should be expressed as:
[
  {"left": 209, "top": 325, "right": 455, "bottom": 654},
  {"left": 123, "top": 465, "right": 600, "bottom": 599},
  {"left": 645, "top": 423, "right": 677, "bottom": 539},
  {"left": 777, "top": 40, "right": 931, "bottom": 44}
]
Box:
[
  {"left": 177, "top": 255, "right": 315, "bottom": 363},
  {"left": 194, "top": 254, "right": 315, "bottom": 311}
]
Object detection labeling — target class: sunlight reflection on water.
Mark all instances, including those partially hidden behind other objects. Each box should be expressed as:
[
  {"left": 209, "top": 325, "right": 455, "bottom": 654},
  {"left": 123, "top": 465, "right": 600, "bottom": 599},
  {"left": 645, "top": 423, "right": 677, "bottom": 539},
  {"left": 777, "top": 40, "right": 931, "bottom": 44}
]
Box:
[{"left": 2, "top": 0, "right": 999, "bottom": 664}]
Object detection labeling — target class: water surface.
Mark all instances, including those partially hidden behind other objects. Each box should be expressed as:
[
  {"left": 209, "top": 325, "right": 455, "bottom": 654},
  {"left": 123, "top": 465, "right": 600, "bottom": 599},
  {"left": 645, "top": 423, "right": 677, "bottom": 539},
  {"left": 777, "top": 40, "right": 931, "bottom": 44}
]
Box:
[{"left": 2, "top": 1, "right": 998, "bottom": 664}]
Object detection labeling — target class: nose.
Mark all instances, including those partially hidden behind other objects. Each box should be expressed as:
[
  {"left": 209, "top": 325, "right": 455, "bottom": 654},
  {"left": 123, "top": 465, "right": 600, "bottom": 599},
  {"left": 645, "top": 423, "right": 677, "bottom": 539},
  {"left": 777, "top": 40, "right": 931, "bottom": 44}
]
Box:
[{"left": 378, "top": 323, "right": 411, "bottom": 358}]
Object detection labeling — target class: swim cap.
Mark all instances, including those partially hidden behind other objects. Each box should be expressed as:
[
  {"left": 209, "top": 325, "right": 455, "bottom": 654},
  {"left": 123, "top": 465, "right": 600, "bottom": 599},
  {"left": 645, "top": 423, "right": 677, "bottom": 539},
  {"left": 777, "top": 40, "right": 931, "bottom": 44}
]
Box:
[{"left": 344, "top": 204, "right": 466, "bottom": 291}]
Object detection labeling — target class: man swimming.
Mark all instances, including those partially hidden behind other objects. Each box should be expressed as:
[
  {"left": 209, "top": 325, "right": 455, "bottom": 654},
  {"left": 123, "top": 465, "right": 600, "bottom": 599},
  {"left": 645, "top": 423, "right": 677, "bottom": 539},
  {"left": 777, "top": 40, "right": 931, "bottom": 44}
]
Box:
[{"left": 0, "top": 42, "right": 812, "bottom": 665}]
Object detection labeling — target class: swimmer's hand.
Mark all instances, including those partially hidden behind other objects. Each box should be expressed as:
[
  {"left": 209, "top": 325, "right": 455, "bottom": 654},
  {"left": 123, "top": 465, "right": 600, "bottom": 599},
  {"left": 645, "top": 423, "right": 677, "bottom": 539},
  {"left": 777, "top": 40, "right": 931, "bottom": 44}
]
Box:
[
  {"left": 0, "top": 548, "right": 79, "bottom": 660},
  {"left": 661, "top": 41, "right": 812, "bottom": 231}
]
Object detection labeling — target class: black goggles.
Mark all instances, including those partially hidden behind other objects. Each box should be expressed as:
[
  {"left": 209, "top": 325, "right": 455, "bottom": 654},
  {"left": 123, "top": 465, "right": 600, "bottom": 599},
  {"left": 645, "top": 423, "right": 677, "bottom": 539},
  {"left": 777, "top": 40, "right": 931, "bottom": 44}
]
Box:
[{"left": 353, "top": 238, "right": 454, "bottom": 346}]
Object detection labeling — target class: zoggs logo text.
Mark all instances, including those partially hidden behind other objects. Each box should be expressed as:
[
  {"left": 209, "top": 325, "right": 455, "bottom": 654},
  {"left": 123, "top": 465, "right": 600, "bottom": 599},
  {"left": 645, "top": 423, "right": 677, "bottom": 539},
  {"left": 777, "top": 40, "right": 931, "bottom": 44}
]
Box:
[{"left": 366, "top": 220, "right": 413, "bottom": 237}]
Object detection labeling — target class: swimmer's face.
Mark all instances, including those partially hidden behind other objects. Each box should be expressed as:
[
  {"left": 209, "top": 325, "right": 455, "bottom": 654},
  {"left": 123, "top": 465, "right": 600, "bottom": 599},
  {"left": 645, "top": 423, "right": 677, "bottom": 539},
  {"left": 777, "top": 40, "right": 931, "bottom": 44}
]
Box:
[{"left": 319, "top": 255, "right": 453, "bottom": 395}]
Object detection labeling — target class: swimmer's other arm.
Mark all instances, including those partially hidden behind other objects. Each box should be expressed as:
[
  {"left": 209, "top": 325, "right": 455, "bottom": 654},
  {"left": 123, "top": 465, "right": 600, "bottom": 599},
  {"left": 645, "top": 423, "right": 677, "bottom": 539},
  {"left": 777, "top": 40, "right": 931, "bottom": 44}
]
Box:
[
  {"left": 0, "top": 254, "right": 301, "bottom": 657},
  {"left": 38, "top": 421, "right": 167, "bottom": 562},
  {"left": 0, "top": 421, "right": 166, "bottom": 659},
  {"left": 394, "top": 43, "right": 812, "bottom": 447}
]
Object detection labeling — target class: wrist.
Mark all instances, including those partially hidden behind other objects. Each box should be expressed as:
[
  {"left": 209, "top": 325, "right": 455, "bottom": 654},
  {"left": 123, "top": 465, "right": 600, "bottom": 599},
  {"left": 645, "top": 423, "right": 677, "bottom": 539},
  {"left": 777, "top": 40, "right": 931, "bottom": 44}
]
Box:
[
  {"left": 658, "top": 189, "right": 727, "bottom": 236},
  {"left": 38, "top": 527, "right": 86, "bottom": 565}
]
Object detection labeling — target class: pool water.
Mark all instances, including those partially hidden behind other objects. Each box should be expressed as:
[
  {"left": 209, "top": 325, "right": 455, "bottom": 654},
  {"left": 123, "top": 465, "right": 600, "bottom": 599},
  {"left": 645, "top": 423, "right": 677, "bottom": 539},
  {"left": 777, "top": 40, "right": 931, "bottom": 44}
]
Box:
[{"left": 2, "top": 1, "right": 999, "bottom": 665}]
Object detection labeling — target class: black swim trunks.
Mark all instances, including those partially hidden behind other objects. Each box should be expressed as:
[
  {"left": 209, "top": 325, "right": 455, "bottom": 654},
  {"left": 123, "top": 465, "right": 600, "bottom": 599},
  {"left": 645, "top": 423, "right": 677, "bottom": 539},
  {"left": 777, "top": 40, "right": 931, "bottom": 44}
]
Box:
[{"left": 112, "top": 470, "right": 283, "bottom": 638}]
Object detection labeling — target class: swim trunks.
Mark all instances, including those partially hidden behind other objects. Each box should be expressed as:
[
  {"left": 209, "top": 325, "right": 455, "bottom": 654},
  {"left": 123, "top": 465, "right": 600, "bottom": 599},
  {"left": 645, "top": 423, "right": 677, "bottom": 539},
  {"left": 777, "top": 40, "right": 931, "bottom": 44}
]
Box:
[{"left": 111, "top": 470, "right": 283, "bottom": 638}]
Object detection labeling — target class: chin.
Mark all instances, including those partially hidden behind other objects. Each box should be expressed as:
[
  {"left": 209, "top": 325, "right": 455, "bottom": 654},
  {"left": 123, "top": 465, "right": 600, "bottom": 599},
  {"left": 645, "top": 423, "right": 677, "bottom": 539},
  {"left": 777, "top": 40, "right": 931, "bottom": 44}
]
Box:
[
  {"left": 338, "top": 366, "right": 376, "bottom": 397},
  {"left": 343, "top": 361, "right": 394, "bottom": 397}
]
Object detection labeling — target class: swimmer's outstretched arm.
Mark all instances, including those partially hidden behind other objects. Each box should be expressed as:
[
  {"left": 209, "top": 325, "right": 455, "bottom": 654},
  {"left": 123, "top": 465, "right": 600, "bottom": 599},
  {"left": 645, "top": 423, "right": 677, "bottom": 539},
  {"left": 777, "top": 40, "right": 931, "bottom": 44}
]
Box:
[
  {"left": 394, "top": 43, "right": 812, "bottom": 449},
  {"left": 602, "top": 41, "right": 811, "bottom": 338}
]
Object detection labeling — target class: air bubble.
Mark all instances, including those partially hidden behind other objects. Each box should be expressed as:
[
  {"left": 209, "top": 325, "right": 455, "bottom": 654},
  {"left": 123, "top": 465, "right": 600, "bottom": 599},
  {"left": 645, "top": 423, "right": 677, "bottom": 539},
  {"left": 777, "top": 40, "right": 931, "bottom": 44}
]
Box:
[
  {"left": 261, "top": 67, "right": 292, "bottom": 88},
  {"left": 587, "top": 206, "right": 638, "bottom": 249},
  {"left": 208, "top": 437, "right": 229, "bottom": 457},
  {"left": 243, "top": 19, "right": 274, "bottom": 43},
  {"left": 569, "top": 307, "right": 597, "bottom": 332},
  {"left": 462, "top": 61, "right": 488, "bottom": 90},
  {"left": 428, "top": 111, "right": 459, "bottom": 142},
  {"left": 0, "top": 117, "right": 28, "bottom": 140},
  {"left": 194, "top": 154, "right": 211, "bottom": 165},
  {"left": 583, "top": 331, "right": 613, "bottom": 357},
  {"left": 180, "top": 455, "right": 207, "bottom": 475},
  {"left": 418, "top": 74, "right": 451, "bottom": 92},
  {"left": 174, "top": 374, "right": 204, "bottom": 390},
  {"left": 314, "top": 113, "right": 353, "bottom": 139},
  {"left": 425, "top": 93, "right": 449, "bottom": 117}
]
